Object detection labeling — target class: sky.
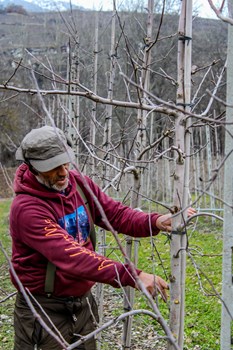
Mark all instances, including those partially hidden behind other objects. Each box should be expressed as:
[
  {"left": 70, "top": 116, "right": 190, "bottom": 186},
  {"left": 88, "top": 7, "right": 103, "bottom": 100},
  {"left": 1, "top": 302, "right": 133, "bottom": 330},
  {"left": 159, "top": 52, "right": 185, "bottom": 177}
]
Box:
[{"left": 69, "top": 0, "right": 219, "bottom": 19}]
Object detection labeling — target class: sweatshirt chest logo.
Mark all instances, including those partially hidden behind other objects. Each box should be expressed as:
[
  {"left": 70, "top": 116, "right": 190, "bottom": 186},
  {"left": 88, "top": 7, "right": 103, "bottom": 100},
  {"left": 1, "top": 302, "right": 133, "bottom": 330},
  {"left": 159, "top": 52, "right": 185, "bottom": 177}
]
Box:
[{"left": 58, "top": 205, "right": 90, "bottom": 244}]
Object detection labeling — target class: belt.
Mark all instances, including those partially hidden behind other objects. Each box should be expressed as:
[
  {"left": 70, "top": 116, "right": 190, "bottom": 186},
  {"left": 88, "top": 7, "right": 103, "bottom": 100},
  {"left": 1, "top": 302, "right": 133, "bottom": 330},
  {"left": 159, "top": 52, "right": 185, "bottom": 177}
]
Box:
[{"left": 18, "top": 291, "right": 91, "bottom": 303}]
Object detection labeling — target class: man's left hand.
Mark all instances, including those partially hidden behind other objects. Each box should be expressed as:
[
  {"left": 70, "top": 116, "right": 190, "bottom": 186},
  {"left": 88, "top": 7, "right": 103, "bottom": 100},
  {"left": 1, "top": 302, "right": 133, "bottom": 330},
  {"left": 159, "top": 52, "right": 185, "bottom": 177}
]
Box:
[{"left": 156, "top": 207, "right": 196, "bottom": 232}]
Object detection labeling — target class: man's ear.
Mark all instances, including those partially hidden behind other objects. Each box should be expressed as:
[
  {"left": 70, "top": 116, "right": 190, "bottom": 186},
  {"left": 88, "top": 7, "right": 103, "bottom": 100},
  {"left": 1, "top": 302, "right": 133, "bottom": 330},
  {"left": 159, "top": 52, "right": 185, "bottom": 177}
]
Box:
[
  {"left": 27, "top": 162, "right": 39, "bottom": 175},
  {"left": 65, "top": 134, "right": 73, "bottom": 147}
]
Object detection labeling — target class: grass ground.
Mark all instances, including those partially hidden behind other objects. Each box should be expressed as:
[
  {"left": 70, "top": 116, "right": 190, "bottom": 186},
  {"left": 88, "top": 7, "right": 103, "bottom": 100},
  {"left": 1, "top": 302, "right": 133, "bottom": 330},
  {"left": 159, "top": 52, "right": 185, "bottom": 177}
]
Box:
[
  {"left": 0, "top": 199, "right": 15, "bottom": 350},
  {"left": 0, "top": 199, "right": 223, "bottom": 349}
]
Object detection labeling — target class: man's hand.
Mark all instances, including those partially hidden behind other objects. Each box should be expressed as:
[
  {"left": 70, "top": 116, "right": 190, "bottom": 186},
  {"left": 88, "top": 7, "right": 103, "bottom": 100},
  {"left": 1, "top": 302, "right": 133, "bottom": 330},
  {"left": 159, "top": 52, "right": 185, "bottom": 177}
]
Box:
[
  {"left": 156, "top": 207, "right": 196, "bottom": 232},
  {"left": 138, "top": 271, "right": 169, "bottom": 302},
  {"left": 156, "top": 213, "right": 173, "bottom": 232}
]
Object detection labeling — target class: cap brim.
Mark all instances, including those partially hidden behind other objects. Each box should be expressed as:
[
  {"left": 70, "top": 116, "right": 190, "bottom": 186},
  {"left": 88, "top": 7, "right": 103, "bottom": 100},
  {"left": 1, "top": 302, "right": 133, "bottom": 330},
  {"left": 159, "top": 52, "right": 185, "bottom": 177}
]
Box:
[
  {"left": 15, "top": 146, "right": 25, "bottom": 161},
  {"left": 29, "top": 147, "right": 75, "bottom": 172}
]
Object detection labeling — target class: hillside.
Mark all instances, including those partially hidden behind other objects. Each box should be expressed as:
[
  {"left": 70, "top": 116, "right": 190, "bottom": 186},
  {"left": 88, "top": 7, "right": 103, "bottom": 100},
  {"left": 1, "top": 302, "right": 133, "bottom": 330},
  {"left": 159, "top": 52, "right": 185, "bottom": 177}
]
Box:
[
  {"left": 0, "top": 10, "right": 228, "bottom": 168},
  {"left": 0, "top": 11, "right": 227, "bottom": 62},
  {"left": 0, "top": 0, "right": 83, "bottom": 12}
]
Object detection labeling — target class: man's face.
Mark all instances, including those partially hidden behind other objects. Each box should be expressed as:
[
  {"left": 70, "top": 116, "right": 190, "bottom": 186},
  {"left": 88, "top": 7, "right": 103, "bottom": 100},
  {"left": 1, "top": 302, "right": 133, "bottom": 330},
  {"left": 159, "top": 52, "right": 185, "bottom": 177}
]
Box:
[{"left": 36, "top": 163, "right": 70, "bottom": 191}]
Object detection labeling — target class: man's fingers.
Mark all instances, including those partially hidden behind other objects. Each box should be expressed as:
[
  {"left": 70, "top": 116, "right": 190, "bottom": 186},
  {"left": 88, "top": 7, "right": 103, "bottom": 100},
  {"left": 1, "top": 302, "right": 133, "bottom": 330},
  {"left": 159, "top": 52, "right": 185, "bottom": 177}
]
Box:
[
  {"left": 152, "top": 285, "right": 167, "bottom": 302},
  {"left": 187, "top": 207, "right": 197, "bottom": 217},
  {"left": 139, "top": 271, "right": 169, "bottom": 302},
  {"left": 153, "top": 277, "right": 169, "bottom": 302}
]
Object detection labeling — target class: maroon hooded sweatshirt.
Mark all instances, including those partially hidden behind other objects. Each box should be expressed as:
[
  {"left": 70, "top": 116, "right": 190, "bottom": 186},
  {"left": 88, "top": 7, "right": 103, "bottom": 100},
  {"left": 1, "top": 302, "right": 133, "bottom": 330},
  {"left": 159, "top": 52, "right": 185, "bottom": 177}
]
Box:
[{"left": 10, "top": 163, "right": 161, "bottom": 297}]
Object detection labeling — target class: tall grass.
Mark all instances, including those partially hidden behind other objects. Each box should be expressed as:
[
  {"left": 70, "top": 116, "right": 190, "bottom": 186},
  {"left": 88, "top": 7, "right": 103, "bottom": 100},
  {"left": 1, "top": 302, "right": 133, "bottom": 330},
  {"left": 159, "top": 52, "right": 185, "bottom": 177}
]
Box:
[{"left": 0, "top": 199, "right": 15, "bottom": 349}]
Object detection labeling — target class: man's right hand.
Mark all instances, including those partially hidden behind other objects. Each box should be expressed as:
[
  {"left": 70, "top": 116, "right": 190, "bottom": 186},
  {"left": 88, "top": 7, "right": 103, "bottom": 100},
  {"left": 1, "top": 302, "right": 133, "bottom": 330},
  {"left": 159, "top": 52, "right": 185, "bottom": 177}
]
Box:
[{"left": 138, "top": 271, "right": 169, "bottom": 302}]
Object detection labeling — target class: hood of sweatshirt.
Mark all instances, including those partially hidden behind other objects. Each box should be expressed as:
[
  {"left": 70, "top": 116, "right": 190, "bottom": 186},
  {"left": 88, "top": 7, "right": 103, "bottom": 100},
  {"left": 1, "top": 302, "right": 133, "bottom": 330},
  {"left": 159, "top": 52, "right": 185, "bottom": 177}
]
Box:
[{"left": 14, "top": 163, "right": 77, "bottom": 201}]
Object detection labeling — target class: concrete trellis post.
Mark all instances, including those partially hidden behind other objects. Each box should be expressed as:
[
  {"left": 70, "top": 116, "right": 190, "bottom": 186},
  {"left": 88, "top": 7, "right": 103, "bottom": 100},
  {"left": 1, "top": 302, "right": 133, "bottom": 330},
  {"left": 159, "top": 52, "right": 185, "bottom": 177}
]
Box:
[
  {"left": 205, "top": 125, "right": 215, "bottom": 220},
  {"left": 221, "top": 10, "right": 233, "bottom": 349}
]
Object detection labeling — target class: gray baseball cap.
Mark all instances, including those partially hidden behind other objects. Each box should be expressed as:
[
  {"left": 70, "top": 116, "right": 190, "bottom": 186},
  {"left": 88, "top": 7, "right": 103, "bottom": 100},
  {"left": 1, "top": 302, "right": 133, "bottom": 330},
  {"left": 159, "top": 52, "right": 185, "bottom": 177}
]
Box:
[{"left": 16, "top": 125, "right": 75, "bottom": 172}]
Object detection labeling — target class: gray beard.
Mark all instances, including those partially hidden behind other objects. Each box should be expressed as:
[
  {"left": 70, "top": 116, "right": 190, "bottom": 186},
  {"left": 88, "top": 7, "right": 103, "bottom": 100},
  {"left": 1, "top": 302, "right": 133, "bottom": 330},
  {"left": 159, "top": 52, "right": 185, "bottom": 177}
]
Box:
[{"left": 35, "top": 175, "right": 68, "bottom": 192}]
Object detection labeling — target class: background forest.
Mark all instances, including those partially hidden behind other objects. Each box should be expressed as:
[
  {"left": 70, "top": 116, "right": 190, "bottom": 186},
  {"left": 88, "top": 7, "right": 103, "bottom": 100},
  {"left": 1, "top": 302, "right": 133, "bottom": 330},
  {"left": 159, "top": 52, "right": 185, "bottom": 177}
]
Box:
[{"left": 0, "top": 6, "right": 228, "bottom": 204}]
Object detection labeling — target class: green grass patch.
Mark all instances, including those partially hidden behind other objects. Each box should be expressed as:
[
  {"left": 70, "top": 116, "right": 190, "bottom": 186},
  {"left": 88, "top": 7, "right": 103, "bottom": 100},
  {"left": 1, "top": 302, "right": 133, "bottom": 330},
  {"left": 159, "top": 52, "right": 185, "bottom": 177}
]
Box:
[
  {"left": 0, "top": 199, "right": 12, "bottom": 257},
  {"left": 0, "top": 199, "right": 15, "bottom": 350}
]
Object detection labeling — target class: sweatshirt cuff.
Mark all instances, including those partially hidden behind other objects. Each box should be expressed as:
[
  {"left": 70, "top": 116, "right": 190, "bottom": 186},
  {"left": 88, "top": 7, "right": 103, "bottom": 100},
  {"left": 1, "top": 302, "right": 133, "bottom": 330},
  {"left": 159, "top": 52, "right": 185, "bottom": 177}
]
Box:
[{"left": 150, "top": 213, "right": 162, "bottom": 235}]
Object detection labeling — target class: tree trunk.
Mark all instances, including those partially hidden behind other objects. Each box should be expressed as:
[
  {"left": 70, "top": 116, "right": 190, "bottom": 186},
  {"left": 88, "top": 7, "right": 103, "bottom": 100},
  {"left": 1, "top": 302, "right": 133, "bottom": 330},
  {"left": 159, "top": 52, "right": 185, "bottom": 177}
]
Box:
[
  {"left": 168, "top": 0, "right": 192, "bottom": 348},
  {"left": 91, "top": 11, "right": 99, "bottom": 180},
  {"left": 123, "top": 1, "right": 154, "bottom": 348},
  {"left": 103, "top": 6, "right": 117, "bottom": 186},
  {"left": 67, "top": 39, "right": 80, "bottom": 166}
]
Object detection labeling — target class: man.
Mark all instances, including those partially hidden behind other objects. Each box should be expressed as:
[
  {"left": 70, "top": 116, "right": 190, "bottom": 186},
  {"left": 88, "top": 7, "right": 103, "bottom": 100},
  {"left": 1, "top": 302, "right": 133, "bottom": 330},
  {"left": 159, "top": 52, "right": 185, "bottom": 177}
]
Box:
[{"left": 10, "top": 125, "right": 194, "bottom": 350}]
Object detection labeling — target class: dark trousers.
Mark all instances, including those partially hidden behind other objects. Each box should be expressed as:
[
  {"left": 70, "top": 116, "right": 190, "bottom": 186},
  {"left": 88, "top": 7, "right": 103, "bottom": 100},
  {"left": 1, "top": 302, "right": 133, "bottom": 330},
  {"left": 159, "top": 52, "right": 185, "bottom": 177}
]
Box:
[{"left": 14, "top": 291, "right": 99, "bottom": 350}]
